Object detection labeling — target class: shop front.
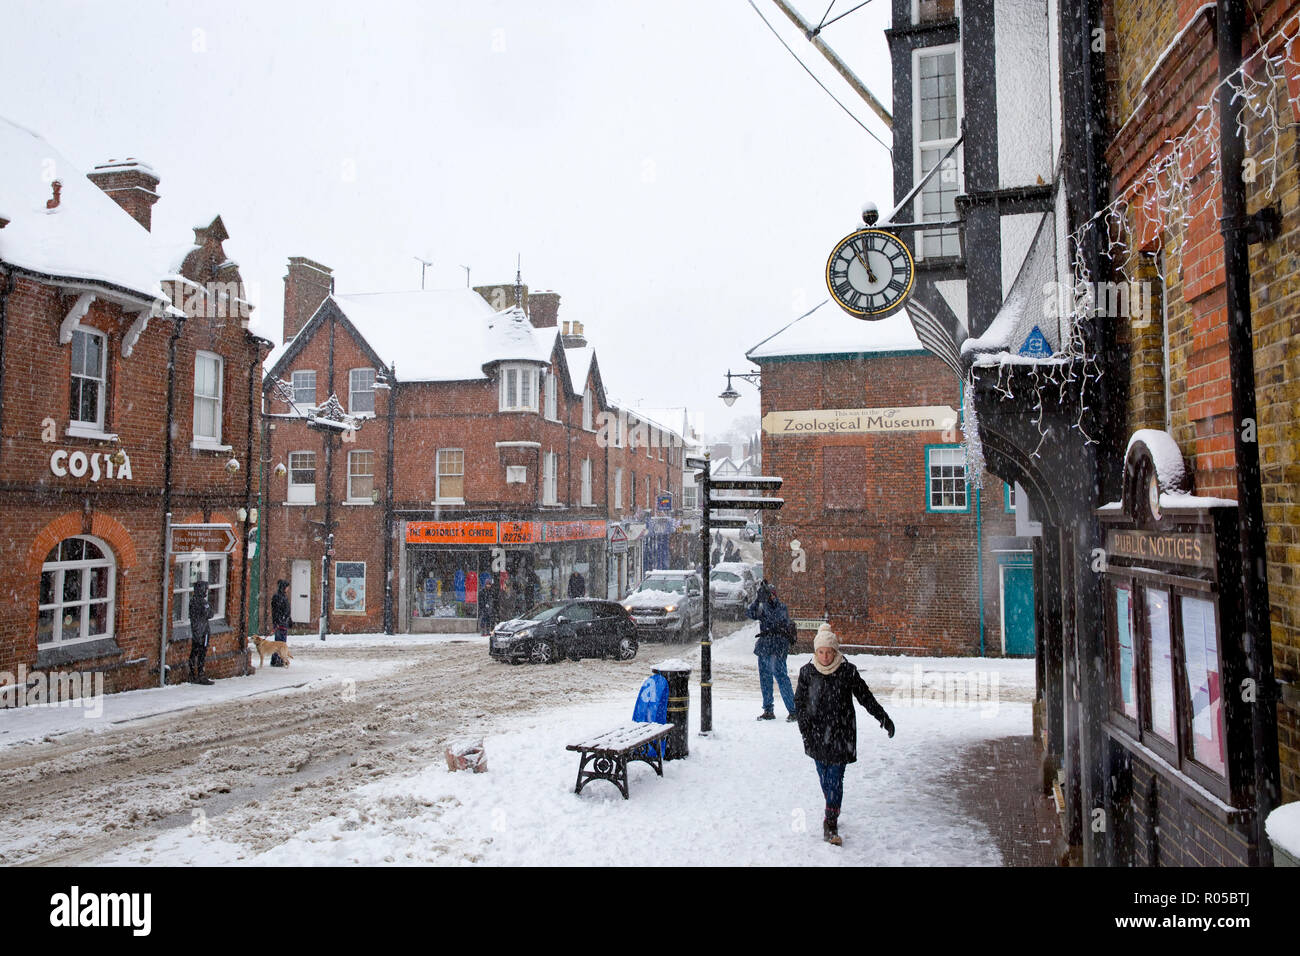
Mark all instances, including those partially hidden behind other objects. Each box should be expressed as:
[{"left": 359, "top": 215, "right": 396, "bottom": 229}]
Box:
[
  {"left": 401, "top": 518, "right": 606, "bottom": 632},
  {"left": 1097, "top": 435, "right": 1264, "bottom": 866}
]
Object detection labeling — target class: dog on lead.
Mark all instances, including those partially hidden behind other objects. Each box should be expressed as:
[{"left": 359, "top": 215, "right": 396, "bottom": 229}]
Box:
[{"left": 250, "top": 636, "right": 293, "bottom": 669}]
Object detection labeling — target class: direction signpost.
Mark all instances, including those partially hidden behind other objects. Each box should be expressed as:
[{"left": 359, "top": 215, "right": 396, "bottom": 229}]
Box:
[
  {"left": 170, "top": 523, "right": 238, "bottom": 555},
  {"left": 690, "top": 452, "right": 784, "bottom": 734}
]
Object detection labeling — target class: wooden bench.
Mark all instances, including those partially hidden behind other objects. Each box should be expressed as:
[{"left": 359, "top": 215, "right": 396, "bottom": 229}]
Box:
[{"left": 566, "top": 721, "right": 674, "bottom": 799}]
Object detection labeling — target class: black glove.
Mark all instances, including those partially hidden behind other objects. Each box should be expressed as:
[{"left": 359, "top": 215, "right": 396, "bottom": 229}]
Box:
[{"left": 881, "top": 714, "right": 895, "bottom": 738}]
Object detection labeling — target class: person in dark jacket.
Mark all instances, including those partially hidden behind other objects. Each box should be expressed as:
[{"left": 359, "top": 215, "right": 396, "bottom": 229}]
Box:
[
  {"left": 746, "top": 580, "right": 796, "bottom": 721},
  {"left": 567, "top": 570, "right": 586, "bottom": 598},
  {"left": 270, "top": 579, "right": 292, "bottom": 666},
  {"left": 188, "top": 579, "right": 214, "bottom": 685},
  {"left": 794, "top": 623, "right": 895, "bottom": 845},
  {"left": 478, "top": 573, "right": 499, "bottom": 635},
  {"left": 522, "top": 566, "right": 541, "bottom": 611}
]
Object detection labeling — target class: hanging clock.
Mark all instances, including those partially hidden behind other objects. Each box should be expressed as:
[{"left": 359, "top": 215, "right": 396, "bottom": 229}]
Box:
[{"left": 825, "top": 228, "right": 915, "bottom": 318}]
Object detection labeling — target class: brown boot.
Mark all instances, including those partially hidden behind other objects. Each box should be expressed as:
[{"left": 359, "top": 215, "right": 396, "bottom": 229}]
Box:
[{"left": 823, "top": 808, "right": 842, "bottom": 846}]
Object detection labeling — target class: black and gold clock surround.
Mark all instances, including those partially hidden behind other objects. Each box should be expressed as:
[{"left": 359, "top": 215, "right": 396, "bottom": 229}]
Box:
[{"left": 825, "top": 228, "right": 916, "bottom": 318}]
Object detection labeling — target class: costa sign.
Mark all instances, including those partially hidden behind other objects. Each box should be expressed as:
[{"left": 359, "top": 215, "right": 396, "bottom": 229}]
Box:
[{"left": 49, "top": 448, "right": 133, "bottom": 482}]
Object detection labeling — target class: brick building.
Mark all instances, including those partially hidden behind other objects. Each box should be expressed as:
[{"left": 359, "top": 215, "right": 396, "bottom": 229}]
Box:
[
  {"left": 746, "top": 302, "right": 1022, "bottom": 655},
  {"left": 261, "top": 264, "right": 684, "bottom": 634},
  {"left": 0, "top": 118, "right": 270, "bottom": 698},
  {"left": 888, "top": 0, "right": 1300, "bottom": 865}
]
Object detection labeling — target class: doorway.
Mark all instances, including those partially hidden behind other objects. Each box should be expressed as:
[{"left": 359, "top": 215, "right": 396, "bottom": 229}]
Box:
[{"left": 291, "top": 559, "right": 311, "bottom": 624}]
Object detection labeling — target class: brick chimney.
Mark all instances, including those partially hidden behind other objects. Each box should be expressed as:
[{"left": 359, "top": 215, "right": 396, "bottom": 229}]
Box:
[
  {"left": 283, "top": 257, "right": 333, "bottom": 343},
  {"left": 562, "top": 320, "right": 587, "bottom": 349},
  {"left": 528, "top": 291, "right": 560, "bottom": 329},
  {"left": 87, "top": 158, "right": 160, "bottom": 231}
]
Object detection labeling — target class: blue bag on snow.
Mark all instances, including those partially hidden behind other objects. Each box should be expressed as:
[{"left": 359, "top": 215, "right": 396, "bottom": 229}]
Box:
[{"left": 632, "top": 674, "right": 670, "bottom": 758}]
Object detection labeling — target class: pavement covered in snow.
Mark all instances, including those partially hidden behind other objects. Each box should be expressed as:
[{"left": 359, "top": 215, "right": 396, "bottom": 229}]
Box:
[{"left": 10, "top": 622, "right": 1041, "bottom": 867}]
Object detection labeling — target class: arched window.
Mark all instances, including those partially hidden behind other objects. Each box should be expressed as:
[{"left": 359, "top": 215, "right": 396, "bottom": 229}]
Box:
[{"left": 37, "top": 536, "right": 116, "bottom": 646}]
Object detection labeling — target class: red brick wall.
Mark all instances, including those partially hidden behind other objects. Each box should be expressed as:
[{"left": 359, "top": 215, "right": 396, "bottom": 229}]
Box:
[{"left": 757, "top": 352, "right": 1015, "bottom": 656}]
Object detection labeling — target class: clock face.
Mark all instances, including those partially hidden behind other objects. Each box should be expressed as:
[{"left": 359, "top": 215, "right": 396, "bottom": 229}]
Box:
[{"left": 825, "top": 229, "right": 916, "bottom": 318}]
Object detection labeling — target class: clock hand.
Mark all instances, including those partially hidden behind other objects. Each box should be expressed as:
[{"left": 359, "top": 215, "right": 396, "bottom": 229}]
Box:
[{"left": 853, "top": 248, "right": 877, "bottom": 284}]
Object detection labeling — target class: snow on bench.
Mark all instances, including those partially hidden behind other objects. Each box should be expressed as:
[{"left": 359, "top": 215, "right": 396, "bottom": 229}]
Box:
[{"left": 566, "top": 721, "right": 674, "bottom": 800}]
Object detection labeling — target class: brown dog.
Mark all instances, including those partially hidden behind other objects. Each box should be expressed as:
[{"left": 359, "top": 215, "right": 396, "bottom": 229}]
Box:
[{"left": 250, "top": 636, "right": 293, "bottom": 669}]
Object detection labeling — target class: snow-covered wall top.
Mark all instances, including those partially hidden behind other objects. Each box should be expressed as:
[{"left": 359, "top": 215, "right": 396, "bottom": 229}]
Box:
[
  {"left": 747, "top": 301, "right": 922, "bottom": 361},
  {"left": 0, "top": 116, "right": 172, "bottom": 305},
  {"left": 996, "top": 0, "right": 1053, "bottom": 188},
  {"left": 1126, "top": 429, "right": 1189, "bottom": 494}
]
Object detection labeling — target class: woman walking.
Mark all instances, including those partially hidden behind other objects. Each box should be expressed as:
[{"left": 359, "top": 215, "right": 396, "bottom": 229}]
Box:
[{"left": 794, "top": 623, "right": 895, "bottom": 845}]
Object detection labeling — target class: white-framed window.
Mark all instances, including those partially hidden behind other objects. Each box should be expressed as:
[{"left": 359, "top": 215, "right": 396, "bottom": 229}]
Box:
[
  {"left": 173, "top": 552, "right": 227, "bottom": 626},
  {"left": 499, "top": 363, "right": 538, "bottom": 412},
  {"left": 614, "top": 468, "right": 624, "bottom": 511},
  {"left": 544, "top": 369, "right": 558, "bottom": 421},
  {"left": 913, "top": 44, "right": 963, "bottom": 259},
  {"left": 37, "top": 536, "right": 115, "bottom": 647},
  {"left": 927, "top": 445, "right": 969, "bottom": 511},
  {"left": 582, "top": 387, "right": 594, "bottom": 430},
  {"left": 334, "top": 561, "right": 366, "bottom": 612},
  {"left": 347, "top": 450, "right": 375, "bottom": 502},
  {"left": 349, "top": 368, "right": 375, "bottom": 415},
  {"left": 914, "top": 0, "right": 957, "bottom": 23},
  {"left": 581, "top": 458, "right": 593, "bottom": 506},
  {"left": 656, "top": 430, "right": 664, "bottom": 460},
  {"left": 543, "top": 451, "right": 558, "bottom": 505},
  {"left": 193, "top": 351, "right": 223, "bottom": 445},
  {"left": 684, "top": 485, "right": 698, "bottom": 510},
  {"left": 292, "top": 369, "right": 317, "bottom": 408},
  {"left": 436, "top": 448, "right": 465, "bottom": 502},
  {"left": 288, "top": 450, "right": 317, "bottom": 504},
  {"left": 69, "top": 327, "right": 107, "bottom": 432}
]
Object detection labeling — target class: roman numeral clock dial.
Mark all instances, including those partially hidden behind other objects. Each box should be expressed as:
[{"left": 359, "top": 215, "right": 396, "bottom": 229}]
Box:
[{"left": 825, "top": 228, "right": 915, "bottom": 318}]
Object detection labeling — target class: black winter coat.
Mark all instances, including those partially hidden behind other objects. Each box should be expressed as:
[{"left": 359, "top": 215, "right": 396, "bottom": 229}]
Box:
[
  {"left": 188, "top": 581, "right": 212, "bottom": 646},
  {"left": 794, "top": 659, "right": 887, "bottom": 764},
  {"left": 271, "top": 590, "right": 292, "bottom": 629}
]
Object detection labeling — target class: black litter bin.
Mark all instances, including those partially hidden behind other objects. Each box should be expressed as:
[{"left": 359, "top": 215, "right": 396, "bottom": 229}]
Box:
[{"left": 652, "top": 662, "right": 691, "bottom": 760}]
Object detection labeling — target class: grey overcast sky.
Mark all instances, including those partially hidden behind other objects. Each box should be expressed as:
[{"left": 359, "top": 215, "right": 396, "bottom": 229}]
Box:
[{"left": 1, "top": 0, "right": 893, "bottom": 438}]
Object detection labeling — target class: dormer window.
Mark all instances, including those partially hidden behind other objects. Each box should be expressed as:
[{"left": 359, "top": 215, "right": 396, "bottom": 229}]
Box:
[{"left": 499, "top": 363, "right": 539, "bottom": 412}]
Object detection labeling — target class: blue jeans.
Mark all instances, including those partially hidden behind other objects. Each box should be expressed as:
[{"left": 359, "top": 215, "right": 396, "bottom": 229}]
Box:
[
  {"left": 815, "top": 760, "right": 846, "bottom": 809},
  {"left": 757, "top": 654, "right": 795, "bottom": 714}
]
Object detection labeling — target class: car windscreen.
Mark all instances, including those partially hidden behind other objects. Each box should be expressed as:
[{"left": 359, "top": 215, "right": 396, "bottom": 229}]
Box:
[
  {"left": 522, "top": 603, "right": 565, "bottom": 622},
  {"left": 638, "top": 578, "right": 686, "bottom": 593},
  {"left": 712, "top": 572, "right": 741, "bottom": 583}
]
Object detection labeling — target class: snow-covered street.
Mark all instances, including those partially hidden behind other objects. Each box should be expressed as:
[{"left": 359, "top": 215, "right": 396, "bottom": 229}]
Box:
[{"left": 0, "top": 623, "right": 1036, "bottom": 866}]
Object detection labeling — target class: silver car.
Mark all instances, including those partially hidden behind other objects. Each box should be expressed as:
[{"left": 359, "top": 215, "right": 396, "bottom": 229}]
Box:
[
  {"left": 622, "top": 570, "right": 704, "bottom": 641},
  {"left": 709, "top": 562, "right": 757, "bottom": 616}
]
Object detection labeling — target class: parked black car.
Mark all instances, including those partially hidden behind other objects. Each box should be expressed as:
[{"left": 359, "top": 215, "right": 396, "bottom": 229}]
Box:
[{"left": 489, "top": 598, "right": 638, "bottom": 664}]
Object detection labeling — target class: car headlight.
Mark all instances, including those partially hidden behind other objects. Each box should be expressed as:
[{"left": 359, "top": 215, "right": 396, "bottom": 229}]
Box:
[{"left": 664, "top": 605, "right": 678, "bottom": 614}]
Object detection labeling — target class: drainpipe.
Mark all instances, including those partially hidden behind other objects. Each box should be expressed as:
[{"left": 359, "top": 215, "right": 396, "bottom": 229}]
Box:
[
  {"left": 159, "top": 317, "right": 185, "bottom": 686},
  {"left": 1218, "top": 0, "right": 1281, "bottom": 865},
  {"left": 0, "top": 269, "right": 14, "bottom": 465},
  {"left": 383, "top": 362, "right": 396, "bottom": 634},
  {"left": 976, "top": 486, "right": 985, "bottom": 656},
  {"left": 237, "top": 354, "right": 256, "bottom": 674}
]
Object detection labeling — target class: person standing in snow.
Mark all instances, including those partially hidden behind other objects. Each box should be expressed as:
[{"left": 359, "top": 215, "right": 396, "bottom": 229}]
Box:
[
  {"left": 567, "top": 570, "right": 586, "bottom": 598},
  {"left": 794, "top": 623, "right": 895, "bottom": 846},
  {"left": 270, "top": 579, "right": 292, "bottom": 666},
  {"left": 187, "top": 579, "right": 215, "bottom": 685},
  {"left": 746, "top": 580, "right": 797, "bottom": 722},
  {"left": 478, "top": 573, "right": 499, "bottom": 635}
]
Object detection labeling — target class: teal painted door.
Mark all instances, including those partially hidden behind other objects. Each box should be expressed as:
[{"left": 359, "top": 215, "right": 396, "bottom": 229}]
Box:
[{"left": 1002, "top": 565, "right": 1036, "bottom": 656}]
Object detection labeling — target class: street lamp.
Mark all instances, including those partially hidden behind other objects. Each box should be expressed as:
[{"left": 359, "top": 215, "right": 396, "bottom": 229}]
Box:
[{"left": 719, "top": 369, "right": 761, "bottom": 406}]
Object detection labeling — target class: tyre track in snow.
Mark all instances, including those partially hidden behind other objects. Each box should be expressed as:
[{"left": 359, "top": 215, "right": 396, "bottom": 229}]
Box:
[{"left": 0, "top": 641, "right": 680, "bottom": 866}]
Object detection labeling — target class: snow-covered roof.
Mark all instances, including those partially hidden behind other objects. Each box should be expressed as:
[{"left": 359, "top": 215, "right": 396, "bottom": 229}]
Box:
[
  {"left": 267, "top": 290, "right": 559, "bottom": 383},
  {"left": 746, "top": 300, "right": 923, "bottom": 361},
  {"left": 565, "top": 345, "right": 595, "bottom": 391},
  {"left": 962, "top": 212, "right": 1059, "bottom": 362},
  {"left": 0, "top": 116, "right": 173, "bottom": 306}
]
